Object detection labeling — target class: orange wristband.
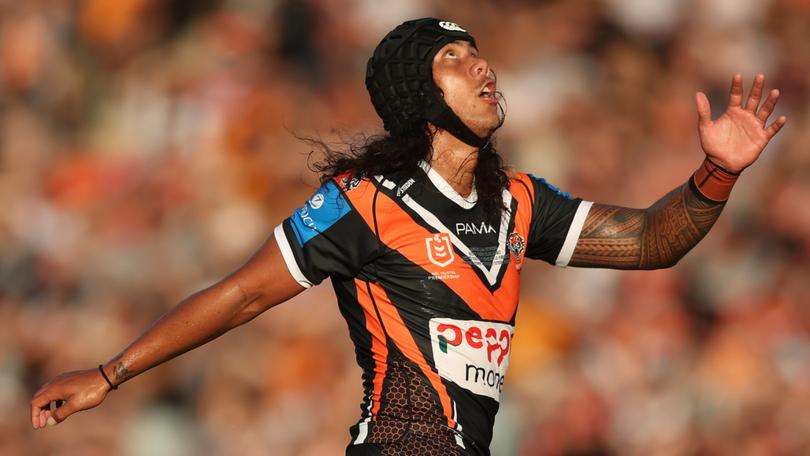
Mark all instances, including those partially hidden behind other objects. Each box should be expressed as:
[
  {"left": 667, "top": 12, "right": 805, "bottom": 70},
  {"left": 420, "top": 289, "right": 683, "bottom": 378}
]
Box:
[{"left": 689, "top": 158, "right": 740, "bottom": 203}]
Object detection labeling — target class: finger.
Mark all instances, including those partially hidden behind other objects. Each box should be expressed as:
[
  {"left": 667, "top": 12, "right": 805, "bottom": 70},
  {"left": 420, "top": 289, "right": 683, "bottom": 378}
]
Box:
[
  {"left": 45, "top": 409, "right": 57, "bottom": 427},
  {"left": 34, "top": 409, "right": 46, "bottom": 429},
  {"left": 757, "top": 89, "right": 780, "bottom": 122},
  {"left": 728, "top": 74, "right": 744, "bottom": 108},
  {"left": 765, "top": 115, "right": 787, "bottom": 138},
  {"left": 48, "top": 400, "right": 61, "bottom": 426},
  {"left": 744, "top": 74, "right": 765, "bottom": 112},
  {"left": 31, "top": 393, "right": 55, "bottom": 429},
  {"left": 695, "top": 92, "right": 712, "bottom": 126},
  {"left": 31, "top": 401, "right": 39, "bottom": 428},
  {"left": 31, "top": 390, "right": 60, "bottom": 411}
]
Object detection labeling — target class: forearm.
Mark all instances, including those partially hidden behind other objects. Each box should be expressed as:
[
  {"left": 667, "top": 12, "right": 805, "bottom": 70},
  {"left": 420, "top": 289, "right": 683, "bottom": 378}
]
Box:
[
  {"left": 96, "top": 236, "right": 303, "bottom": 386},
  {"left": 30, "top": 237, "right": 302, "bottom": 429},
  {"left": 100, "top": 280, "right": 260, "bottom": 386},
  {"left": 570, "top": 166, "right": 728, "bottom": 269}
]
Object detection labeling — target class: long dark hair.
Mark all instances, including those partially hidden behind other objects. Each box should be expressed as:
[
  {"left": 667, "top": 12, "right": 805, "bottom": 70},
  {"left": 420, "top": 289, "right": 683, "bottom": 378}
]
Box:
[{"left": 307, "top": 123, "right": 510, "bottom": 223}]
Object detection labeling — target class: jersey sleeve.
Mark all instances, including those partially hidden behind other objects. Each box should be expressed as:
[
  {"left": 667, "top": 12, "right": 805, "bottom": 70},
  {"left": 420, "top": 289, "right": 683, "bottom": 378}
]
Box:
[
  {"left": 524, "top": 175, "right": 593, "bottom": 267},
  {"left": 274, "top": 180, "right": 380, "bottom": 288}
]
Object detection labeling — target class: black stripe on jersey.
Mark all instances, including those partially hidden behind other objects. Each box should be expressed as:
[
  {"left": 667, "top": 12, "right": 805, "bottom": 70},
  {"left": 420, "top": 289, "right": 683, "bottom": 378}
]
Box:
[
  {"left": 333, "top": 280, "right": 376, "bottom": 421},
  {"left": 443, "top": 381, "right": 497, "bottom": 454},
  {"left": 525, "top": 176, "right": 584, "bottom": 264}
]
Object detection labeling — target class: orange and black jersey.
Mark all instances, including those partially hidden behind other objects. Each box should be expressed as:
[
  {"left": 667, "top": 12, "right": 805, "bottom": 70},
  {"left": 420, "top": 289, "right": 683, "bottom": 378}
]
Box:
[{"left": 274, "top": 162, "right": 593, "bottom": 455}]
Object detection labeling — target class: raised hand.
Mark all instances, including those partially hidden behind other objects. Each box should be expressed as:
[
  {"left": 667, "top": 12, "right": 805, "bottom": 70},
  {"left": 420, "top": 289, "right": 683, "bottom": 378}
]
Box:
[{"left": 695, "top": 74, "right": 787, "bottom": 173}]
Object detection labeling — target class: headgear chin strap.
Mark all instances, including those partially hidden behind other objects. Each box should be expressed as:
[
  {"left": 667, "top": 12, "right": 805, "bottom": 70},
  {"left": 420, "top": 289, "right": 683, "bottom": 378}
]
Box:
[{"left": 365, "top": 18, "right": 492, "bottom": 148}]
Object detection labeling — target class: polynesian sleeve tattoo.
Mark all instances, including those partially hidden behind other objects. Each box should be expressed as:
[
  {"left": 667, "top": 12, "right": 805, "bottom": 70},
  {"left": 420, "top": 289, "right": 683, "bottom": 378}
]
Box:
[{"left": 569, "top": 182, "right": 725, "bottom": 269}]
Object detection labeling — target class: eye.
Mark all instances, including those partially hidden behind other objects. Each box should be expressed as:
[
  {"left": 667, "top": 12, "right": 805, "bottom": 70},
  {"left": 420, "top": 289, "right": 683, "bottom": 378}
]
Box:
[{"left": 445, "top": 50, "right": 457, "bottom": 58}]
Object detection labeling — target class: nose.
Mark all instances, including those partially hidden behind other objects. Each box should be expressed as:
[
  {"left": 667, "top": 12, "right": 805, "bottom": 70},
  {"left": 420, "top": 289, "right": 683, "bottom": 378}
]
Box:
[{"left": 471, "top": 56, "right": 490, "bottom": 78}]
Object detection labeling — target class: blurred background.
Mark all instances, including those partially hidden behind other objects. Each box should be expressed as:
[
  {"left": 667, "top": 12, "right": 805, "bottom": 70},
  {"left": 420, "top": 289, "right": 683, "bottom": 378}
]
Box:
[{"left": 2, "top": 0, "right": 810, "bottom": 454}]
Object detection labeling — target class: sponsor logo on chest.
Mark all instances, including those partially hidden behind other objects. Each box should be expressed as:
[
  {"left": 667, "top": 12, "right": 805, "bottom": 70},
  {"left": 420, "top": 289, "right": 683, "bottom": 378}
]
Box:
[
  {"left": 429, "top": 318, "right": 514, "bottom": 401},
  {"left": 454, "top": 221, "right": 495, "bottom": 236}
]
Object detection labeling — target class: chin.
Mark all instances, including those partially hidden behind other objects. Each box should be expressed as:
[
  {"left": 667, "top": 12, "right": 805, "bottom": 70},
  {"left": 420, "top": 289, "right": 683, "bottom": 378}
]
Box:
[{"left": 481, "top": 115, "right": 503, "bottom": 132}]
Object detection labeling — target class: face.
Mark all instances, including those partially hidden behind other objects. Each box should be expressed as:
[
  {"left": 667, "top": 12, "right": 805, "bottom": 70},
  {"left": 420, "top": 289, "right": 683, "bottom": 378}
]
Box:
[{"left": 431, "top": 40, "right": 500, "bottom": 137}]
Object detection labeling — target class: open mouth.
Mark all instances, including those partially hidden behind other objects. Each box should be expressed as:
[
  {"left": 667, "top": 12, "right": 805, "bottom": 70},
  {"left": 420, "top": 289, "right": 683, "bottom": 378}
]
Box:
[{"left": 479, "top": 81, "right": 497, "bottom": 104}]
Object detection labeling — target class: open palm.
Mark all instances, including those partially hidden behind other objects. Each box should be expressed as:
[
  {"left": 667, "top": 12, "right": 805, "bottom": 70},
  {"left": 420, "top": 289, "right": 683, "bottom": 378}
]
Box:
[{"left": 696, "top": 74, "right": 786, "bottom": 173}]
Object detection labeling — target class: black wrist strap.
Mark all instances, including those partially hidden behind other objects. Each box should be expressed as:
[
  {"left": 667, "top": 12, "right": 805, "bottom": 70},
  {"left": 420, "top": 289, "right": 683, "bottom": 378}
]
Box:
[{"left": 98, "top": 365, "right": 118, "bottom": 391}]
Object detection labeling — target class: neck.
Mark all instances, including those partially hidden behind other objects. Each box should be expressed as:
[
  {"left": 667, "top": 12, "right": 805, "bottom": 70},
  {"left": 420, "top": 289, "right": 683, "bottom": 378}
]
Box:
[{"left": 429, "top": 129, "right": 480, "bottom": 198}]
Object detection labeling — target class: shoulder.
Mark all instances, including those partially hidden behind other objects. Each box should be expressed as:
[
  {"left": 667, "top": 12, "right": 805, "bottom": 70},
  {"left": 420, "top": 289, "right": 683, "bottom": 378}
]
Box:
[
  {"left": 513, "top": 172, "right": 575, "bottom": 200},
  {"left": 507, "top": 171, "right": 535, "bottom": 200},
  {"left": 328, "top": 172, "right": 380, "bottom": 209}
]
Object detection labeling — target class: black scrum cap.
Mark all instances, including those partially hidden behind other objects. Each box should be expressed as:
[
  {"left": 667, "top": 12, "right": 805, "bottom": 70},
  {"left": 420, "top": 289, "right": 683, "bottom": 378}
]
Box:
[{"left": 365, "top": 18, "right": 490, "bottom": 148}]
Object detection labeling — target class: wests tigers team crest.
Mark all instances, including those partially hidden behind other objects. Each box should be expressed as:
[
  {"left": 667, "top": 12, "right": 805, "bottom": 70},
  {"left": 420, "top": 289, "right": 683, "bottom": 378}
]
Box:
[{"left": 508, "top": 232, "right": 525, "bottom": 270}]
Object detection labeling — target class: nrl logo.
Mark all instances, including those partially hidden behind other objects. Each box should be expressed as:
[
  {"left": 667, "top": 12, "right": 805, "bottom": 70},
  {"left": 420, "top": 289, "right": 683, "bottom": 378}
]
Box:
[{"left": 426, "top": 233, "right": 455, "bottom": 267}]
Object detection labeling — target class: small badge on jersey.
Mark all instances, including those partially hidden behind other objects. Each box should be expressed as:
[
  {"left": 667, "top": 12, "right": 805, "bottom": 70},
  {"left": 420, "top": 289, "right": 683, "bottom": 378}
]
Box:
[
  {"left": 430, "top": 318, "right": 514, "bottom": 401},
  {"left": 508, "top": 232, "right": 525, "bottom": 270},
  {"left": 426, "top": 233, "right": 454, "bottom": 267},
  {"left": 340, "top": 175, "right": 362, "bottom": 192}
]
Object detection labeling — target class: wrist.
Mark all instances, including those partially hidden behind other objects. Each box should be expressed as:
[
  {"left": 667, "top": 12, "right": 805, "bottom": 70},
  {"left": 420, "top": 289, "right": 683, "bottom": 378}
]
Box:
[
  {"left": 98, "top": 364, "right": 118, "bottom": 392},
  {"left": 689, "top": 157, "right": 740, "bottom": 203}
]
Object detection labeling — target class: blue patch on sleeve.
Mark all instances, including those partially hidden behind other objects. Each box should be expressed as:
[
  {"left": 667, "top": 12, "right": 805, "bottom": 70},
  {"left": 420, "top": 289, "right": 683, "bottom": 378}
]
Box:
[
  {"left": 529, "top": 174, "right": 573, "bottom": 200},
  {"left": 289, "top": 181, "right": 352, "bottom": 246}
]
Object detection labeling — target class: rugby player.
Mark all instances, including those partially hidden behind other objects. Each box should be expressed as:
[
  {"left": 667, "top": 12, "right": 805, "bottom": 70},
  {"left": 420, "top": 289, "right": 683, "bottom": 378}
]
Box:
[{"left": 31, "top": 18, "right": 786, "bottom": 455}]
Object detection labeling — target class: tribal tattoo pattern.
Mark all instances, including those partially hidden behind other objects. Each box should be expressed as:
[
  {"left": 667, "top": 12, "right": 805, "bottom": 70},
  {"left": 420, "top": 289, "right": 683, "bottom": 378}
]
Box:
[{"left": 569, "top": 183, "right": 725, "bottom": 269}]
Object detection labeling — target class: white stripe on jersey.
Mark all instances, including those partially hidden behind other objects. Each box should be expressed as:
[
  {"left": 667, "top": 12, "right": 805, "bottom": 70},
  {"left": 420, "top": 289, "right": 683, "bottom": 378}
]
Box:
[
  {"left": 555, "top": 200, "right": 593, "bottom": 267},
  {"left": 274, "top": 224, "right": 313, "bottom": 288},
  {"left": 353, "top": 393, "right": 374, "bottom": 444},
  {"left": 452, "top": 400, "right": 466, "bottom": 449}
]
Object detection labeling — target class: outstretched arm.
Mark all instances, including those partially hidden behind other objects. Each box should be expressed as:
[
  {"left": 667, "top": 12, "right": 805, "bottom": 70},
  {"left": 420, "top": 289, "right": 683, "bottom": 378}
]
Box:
[
  {"left": 569, "top": 184, "right": 723, "bottom": 269},
  {"left": 569, "top": 74, "right": 786, "bottom": 269},
  {"left": 30, "top": 235, "right": 304, "bottom": 428}
]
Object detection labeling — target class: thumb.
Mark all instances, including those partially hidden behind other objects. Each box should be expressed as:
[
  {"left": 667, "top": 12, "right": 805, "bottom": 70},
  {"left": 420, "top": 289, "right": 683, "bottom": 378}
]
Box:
[
  {"left": 52, "top": 398, "right": 80, "bottom": 423},
  {"left": 696, "top": 92, "right": 712, "bottom": 126}
]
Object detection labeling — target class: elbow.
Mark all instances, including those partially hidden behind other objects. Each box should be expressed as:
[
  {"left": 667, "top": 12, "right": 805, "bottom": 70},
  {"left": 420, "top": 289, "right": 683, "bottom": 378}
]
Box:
[{"left": 234, "top": 291, "right": 272, "bottom": 323}]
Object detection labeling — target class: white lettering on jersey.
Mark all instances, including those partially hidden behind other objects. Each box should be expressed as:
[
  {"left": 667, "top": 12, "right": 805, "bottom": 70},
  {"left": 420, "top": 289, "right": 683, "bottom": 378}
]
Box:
[
  {"left": 454, "top": 221, "right": 495, "bottom": 235},
  {"left": 397, "top": 178, "right": 415, "bottom": 197},
  {"left": 298, "top": 205, "right": 316, "bottom": 229},
  {"left": 430, "top": 318, "right": 513, "bottom": 401}
]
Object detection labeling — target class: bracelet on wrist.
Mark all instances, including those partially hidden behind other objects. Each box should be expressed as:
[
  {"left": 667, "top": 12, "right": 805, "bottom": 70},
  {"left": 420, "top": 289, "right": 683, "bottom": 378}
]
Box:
[
  {"left": 98, "top": 364, "right": 118, "bottom": 391},
  {"left": 689, "top": 158, "right": 739, "bottom": 203}
]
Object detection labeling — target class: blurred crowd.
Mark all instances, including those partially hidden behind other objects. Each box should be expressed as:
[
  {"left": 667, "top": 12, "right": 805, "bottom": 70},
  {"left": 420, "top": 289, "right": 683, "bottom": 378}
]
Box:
[{"left": 2, "top": 0, "right": 810, "bottom": 455}]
